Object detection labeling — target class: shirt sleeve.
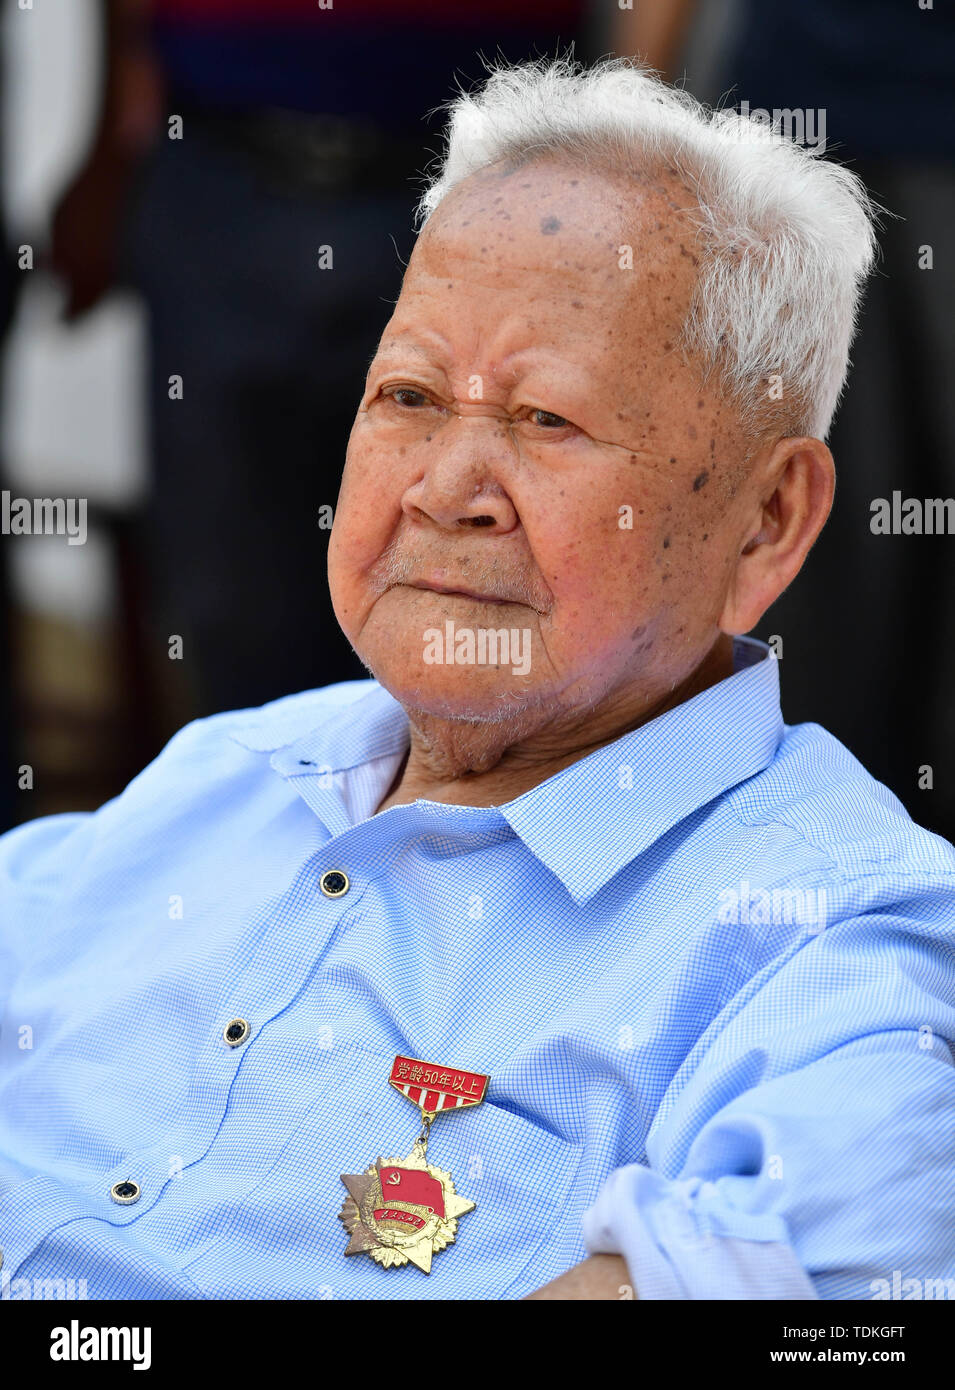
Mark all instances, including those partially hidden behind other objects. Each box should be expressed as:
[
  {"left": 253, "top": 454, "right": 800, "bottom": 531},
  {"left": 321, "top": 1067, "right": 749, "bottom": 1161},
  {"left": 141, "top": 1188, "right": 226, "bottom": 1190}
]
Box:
[
  {"left": 0, "top": 811, "right": 92, "bottom": 1013},
  {"left": 0, "top": 707, "right": 249, "bottom": 1013},
  {"left": 582, "top": 1166, "right": 818, "bottom": 1298},
  {"left": 582, "top": 881, "right": 955, "bottom": 1299}
]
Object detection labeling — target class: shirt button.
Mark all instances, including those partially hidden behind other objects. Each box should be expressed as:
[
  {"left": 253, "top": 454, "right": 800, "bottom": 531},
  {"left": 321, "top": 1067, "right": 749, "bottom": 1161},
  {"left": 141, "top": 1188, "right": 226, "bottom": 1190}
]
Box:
[
  {"left": 320, "top": 869, "right": 349, "bottom": 898},
  {"left": 223, "top": 1017, "right": 251, "bottom": 1047},
  {"left": 110, "top": 1179, "right": 141, "bottom": 1205}
]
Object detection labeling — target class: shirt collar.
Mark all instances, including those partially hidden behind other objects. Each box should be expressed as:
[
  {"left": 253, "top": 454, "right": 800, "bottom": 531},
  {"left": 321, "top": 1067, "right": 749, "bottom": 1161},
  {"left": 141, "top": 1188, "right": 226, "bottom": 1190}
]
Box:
[
  {"left": 231, "top": 636, "right": 783, "bottom": 904},
  {"left": 500, "top": 636, "right": 783, "bottom": 900}
]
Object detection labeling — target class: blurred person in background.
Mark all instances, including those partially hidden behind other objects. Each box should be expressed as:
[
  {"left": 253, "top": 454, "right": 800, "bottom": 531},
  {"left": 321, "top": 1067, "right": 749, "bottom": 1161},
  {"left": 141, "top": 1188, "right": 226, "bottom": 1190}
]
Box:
[
  {"left": 613, "top": 0, "right": 955, "bottom": 846},
  {"left": 0, "top": 24, "right": 20, "bottom": 830},
  {"left": 49, "top": 0, "right": 590, "bottom": 730}
]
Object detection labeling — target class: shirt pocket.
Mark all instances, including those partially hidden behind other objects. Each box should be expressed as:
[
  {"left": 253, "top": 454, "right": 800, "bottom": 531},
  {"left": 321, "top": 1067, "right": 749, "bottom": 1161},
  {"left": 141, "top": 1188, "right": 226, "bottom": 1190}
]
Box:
[
  {"left": 326, "top": 1047, "right": 584, "bottom": 1298},
  {"left": 431, "top": 1096, "right": 584, "bottom": 1297}
]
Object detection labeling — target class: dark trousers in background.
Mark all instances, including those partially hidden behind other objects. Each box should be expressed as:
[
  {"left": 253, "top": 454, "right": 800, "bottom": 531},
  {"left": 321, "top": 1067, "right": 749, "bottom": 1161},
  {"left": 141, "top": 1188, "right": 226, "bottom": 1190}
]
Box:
[
  {"left": 756, "top": 162, "right": 955, "bottom": 847},
  {"left": 119, "top": 113, "right": 419, "bottom": 723}
]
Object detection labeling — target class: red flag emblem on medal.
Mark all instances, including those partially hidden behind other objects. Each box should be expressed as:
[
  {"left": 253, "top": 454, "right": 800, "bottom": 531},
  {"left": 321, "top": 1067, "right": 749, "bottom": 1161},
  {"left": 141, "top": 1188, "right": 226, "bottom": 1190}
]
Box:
[{"left": 378, "top": 1164, "right": 446, "bottom": 1218}]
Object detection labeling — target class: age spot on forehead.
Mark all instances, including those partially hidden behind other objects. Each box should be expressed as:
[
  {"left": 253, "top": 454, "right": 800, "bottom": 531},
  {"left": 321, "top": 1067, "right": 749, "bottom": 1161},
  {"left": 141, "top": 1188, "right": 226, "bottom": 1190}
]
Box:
[
  {"left": 692, "top": 471, "right": 709, "bottom": 491},
  {"left": 541, "top": 215, "right": 561, "bottom": 235}
]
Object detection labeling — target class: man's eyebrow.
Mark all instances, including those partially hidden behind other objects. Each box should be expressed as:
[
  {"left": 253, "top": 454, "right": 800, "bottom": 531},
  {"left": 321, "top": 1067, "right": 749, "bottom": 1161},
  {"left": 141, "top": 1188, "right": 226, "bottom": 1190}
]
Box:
[
  {"left": 361, "top": 340, "right": 419, "bottom": 377},
  {"left": 372, "top": 341, "right": 427, "bottom": 359},
  {"left": 364, "top": 341, "right": 452, "bottom": 385},
  {"left": 374, "top": 318, "right": 460, "bottom": 358}
]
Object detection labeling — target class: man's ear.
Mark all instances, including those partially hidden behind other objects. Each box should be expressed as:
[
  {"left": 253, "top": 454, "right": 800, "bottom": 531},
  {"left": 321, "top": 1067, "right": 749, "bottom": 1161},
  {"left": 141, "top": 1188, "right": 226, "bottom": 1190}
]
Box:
[{"left": 719, "top": 435, "right": 834, "bottom": 636}]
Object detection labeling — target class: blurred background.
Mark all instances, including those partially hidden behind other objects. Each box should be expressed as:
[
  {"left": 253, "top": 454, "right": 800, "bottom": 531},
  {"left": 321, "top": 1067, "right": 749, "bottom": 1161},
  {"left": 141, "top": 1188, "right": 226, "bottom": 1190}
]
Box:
[{"left": 0, "top": 0, "right": 952, "bottom": 844}]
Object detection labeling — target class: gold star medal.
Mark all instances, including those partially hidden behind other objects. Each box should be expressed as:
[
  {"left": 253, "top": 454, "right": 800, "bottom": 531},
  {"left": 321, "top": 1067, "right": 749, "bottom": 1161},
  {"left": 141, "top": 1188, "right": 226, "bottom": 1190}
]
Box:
[{"left": 339, "top": 1055, "right": 489, "bottom": 1274}]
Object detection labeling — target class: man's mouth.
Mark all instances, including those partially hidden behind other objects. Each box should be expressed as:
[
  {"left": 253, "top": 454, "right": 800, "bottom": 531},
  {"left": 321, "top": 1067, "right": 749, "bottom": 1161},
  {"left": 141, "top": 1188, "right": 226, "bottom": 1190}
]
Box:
[{"left": 405, "top": 581, "right": 514, "bottom": 605}]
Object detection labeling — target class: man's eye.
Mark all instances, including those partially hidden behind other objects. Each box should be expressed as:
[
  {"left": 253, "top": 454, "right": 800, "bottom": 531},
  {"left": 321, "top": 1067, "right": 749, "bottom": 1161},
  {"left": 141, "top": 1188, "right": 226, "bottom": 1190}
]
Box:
[
  {"left": 389, "top": 388, "right": 430, "bottom": 408},
  {"left": 529, "top": 408, "right": 570, "bottom": 428}
]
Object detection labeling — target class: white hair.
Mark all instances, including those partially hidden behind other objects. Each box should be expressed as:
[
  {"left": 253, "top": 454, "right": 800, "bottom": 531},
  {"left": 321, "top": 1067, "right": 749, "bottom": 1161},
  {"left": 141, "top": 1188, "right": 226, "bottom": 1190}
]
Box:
[{"left": 417, "top": 57, "right": 879, "bottom": 441}]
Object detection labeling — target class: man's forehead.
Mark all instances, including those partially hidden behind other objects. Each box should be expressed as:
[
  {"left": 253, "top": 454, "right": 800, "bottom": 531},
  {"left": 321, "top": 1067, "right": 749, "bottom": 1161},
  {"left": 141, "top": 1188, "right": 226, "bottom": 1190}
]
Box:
[
  {"left": 397, "top": 159, "right": 700, "bottom": 331},
  {"left": 374, "top": 332, "right": 441, "bottom": 361},
  {"left": 375, "top": 234, "right": 694, "bottom": 388}
]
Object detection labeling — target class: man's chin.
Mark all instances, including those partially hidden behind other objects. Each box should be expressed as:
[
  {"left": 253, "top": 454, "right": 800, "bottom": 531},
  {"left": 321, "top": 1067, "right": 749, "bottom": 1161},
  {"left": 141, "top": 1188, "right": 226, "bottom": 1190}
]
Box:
[{"left": 361, "top": 659, "right": 543, "bottom": 725}]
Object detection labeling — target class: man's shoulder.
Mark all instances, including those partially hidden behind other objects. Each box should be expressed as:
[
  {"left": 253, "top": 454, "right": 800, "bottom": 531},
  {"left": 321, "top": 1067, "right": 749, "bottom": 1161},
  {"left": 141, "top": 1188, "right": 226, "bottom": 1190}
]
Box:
[
  {"left": 103, "top": 679, "right": 389, "bottom": 814},
  {"left": 207, "top": 678, "right": 383, "bottom": 753},
  {"left": 135, "top": 678, "right": 374, "bottom": 760},
  {"left": 0, "top": 679, "right": 381, "bottom": 862},
  {"left": 728, "top": 717, "right": 955, "bottom": 882},
  {"left": 0, "top": 680, "right": 383, "bottom": 907}
]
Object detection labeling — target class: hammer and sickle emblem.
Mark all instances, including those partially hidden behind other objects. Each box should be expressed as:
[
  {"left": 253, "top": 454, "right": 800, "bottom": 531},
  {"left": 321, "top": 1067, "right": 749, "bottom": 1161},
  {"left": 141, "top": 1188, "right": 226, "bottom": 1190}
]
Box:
[{"left": 386, "top": 1170, "right": 401, "bottom": 1186}]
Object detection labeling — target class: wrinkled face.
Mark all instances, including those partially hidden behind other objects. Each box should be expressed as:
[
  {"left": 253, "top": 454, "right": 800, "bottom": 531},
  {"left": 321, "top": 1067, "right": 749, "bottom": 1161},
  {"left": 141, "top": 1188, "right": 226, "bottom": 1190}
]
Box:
[{"left": 328, "top": 159, "right": 753, "bottom": 723}]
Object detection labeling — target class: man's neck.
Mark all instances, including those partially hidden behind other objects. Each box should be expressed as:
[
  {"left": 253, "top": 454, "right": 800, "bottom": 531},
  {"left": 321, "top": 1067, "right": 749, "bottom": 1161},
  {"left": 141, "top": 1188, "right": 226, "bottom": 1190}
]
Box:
[{"left": 374, "top": 633, "right": 737, "bottom": 813}]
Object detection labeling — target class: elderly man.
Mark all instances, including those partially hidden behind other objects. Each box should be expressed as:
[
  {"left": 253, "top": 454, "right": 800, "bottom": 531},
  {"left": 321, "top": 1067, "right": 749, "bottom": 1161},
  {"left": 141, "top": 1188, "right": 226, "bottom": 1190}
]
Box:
[{"left": 1, "top": 59, "right": 953, "bottom": 1303}]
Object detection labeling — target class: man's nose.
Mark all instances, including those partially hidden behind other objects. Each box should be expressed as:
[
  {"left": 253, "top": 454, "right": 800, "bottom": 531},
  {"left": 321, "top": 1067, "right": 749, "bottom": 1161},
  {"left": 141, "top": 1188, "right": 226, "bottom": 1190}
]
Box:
[{"left": 399, "top": 417, "right": 520, "bottom": 533}]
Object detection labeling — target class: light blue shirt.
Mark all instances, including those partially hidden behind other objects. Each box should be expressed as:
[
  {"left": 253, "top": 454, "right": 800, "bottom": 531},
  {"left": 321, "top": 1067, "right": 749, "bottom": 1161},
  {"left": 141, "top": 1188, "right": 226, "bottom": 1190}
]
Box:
[{"left": 1, "top": 636, "right": 953, "bottom": 1300}]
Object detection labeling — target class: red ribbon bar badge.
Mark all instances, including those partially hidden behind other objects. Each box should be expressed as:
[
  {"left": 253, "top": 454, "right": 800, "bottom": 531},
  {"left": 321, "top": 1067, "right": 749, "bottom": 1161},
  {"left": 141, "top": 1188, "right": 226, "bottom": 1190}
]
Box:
[{"left": 389, "top": 1055, "right": 490, "bottom": 1116}]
